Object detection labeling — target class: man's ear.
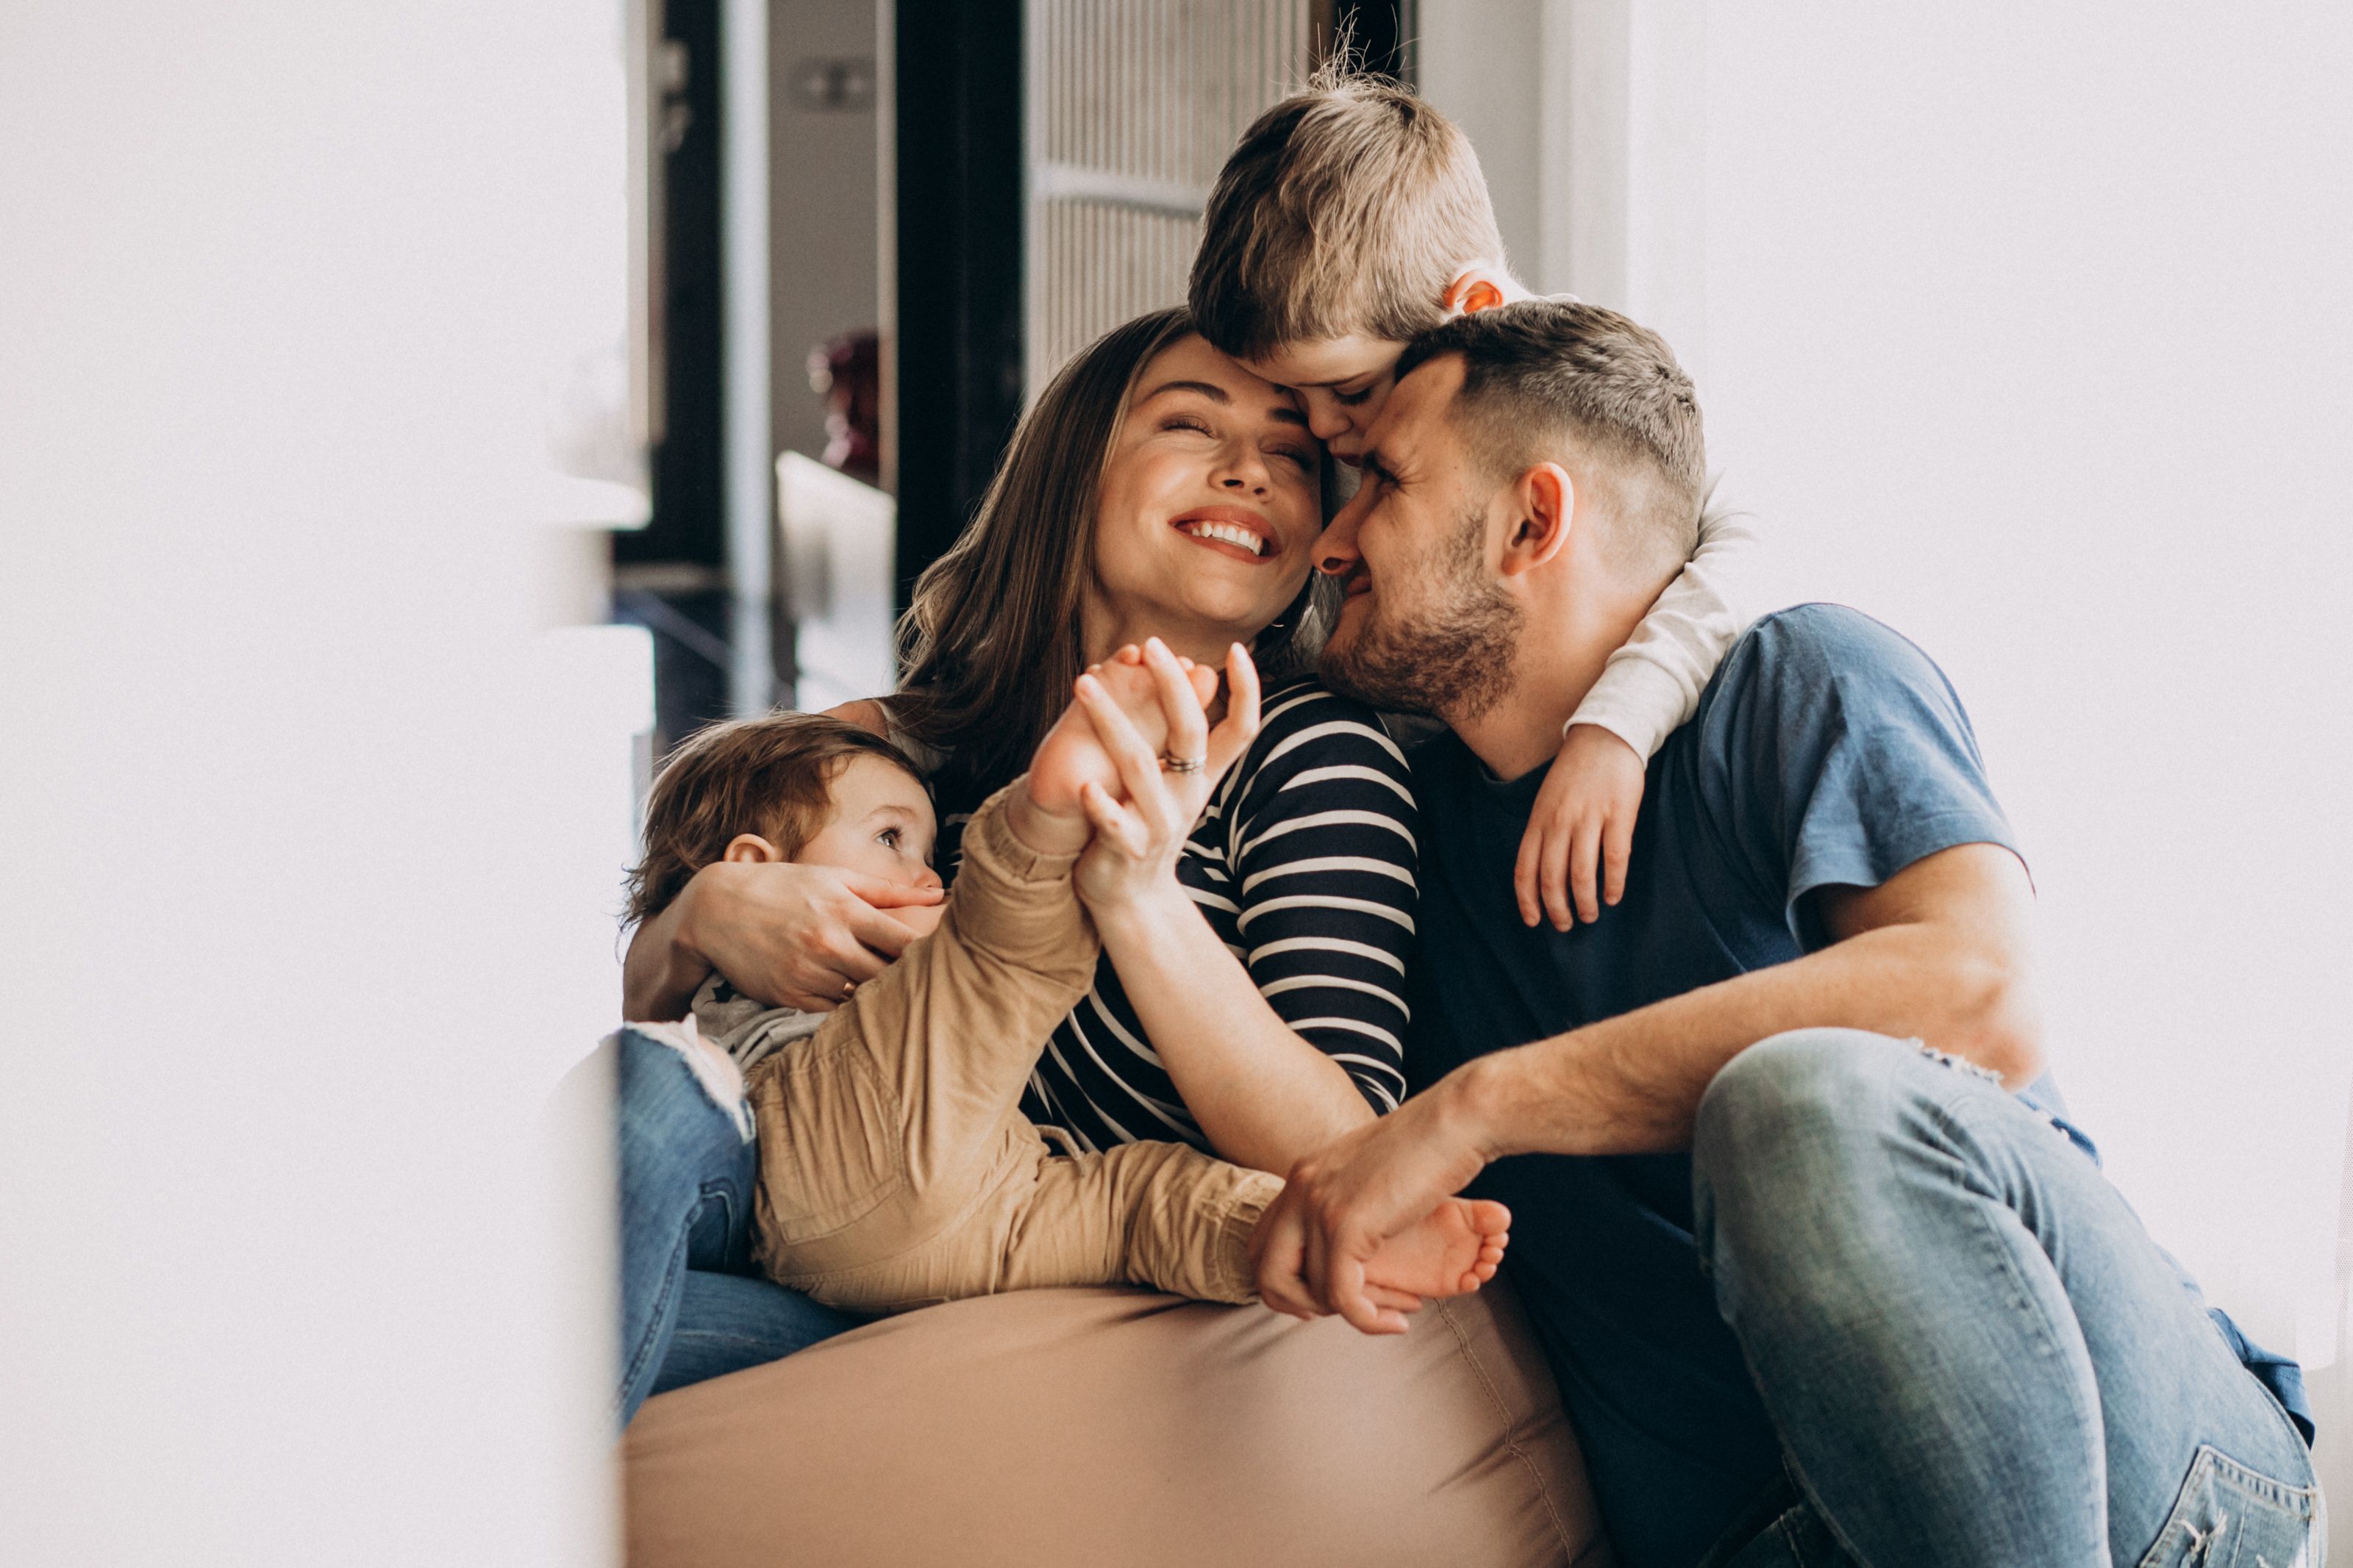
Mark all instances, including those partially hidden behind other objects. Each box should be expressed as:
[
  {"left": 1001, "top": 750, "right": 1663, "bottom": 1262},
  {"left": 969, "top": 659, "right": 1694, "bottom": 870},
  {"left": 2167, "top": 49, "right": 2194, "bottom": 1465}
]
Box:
[
  {"left": 1440, "top": 265, "right": 1515, "bottom": 318},
  {"left": 1498, "top": 463, "right": 1574, "bottom": 578},
  {"left": 722, "top": 833, "right": 785, "bottom": 864}
]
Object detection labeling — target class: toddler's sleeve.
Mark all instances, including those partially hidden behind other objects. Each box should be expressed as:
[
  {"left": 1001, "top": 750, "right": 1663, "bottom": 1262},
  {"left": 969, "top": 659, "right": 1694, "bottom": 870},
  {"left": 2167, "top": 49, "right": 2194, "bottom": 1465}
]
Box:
[{"left": 1564, "top": 497, "right": 1760, "bottom": 759}]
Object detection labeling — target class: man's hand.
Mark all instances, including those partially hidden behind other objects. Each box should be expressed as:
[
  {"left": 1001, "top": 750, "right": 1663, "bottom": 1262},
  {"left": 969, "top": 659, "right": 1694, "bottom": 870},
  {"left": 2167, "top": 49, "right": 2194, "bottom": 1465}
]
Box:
[
  {"left": 674, "top": 859, "right": 941, "bottom": 1014},
  {"left": 1254, "top": 1076, "right": 1499, "bottom": 1335},
  {"left": 1515, "top": 723, "right": 1645, "bottom": 930}
]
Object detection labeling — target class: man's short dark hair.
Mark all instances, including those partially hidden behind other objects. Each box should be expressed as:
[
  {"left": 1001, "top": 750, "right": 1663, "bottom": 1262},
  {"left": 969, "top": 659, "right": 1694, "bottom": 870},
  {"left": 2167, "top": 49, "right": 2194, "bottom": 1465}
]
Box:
[{"left": 1396, "top": 300, "right": 1706, "bottom": 578}]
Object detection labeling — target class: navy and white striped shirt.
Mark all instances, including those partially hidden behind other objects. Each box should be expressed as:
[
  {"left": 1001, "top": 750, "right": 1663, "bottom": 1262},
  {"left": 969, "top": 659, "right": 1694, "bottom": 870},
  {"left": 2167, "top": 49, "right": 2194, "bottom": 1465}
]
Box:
[{"left": 930, "top": 679, "right": 1421, "bottom": 1156}]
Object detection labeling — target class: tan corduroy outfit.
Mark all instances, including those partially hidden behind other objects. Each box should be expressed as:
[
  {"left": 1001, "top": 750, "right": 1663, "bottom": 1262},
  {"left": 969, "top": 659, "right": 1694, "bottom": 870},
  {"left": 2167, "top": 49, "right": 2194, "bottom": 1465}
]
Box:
[{"left": 708, "top": 787, "right": 1280, "bottom": 1314}]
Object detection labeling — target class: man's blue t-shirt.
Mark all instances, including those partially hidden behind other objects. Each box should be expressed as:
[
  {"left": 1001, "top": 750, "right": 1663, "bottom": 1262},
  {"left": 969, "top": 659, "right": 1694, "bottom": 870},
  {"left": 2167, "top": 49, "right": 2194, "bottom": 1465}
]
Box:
[{"left": 1404, "top": 604, "right": 2307, "bottom": 1568}]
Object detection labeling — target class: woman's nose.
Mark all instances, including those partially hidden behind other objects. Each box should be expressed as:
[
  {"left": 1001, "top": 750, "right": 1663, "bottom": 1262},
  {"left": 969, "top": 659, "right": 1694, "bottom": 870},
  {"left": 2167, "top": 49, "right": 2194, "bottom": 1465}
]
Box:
[{"left": 1215, "top": 443, "right": 1271, "bottom": 493}]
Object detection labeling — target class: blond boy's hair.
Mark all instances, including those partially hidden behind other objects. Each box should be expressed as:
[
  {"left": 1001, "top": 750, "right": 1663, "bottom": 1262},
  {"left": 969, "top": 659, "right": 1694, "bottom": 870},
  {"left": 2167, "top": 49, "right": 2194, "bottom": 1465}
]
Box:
[{"left": 1189, "top": 69, "right": 1504, "bottom": 360}]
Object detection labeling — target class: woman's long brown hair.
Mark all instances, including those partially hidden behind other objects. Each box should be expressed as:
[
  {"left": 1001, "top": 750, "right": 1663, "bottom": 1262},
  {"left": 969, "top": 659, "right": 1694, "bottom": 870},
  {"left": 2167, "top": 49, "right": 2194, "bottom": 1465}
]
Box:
[{"left": 893, "top": 306, "right": 1335, "bottom": 805}]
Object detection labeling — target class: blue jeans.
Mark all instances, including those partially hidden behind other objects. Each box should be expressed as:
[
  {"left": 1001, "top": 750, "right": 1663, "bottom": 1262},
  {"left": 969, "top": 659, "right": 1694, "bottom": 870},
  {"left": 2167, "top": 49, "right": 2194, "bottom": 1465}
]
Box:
[
  {"left": 1690, "top": 1030, "right": 2322, "bottom": 1568},
  {"left": 608, "top": 1027, "right": 868, "bottom": 1428}
]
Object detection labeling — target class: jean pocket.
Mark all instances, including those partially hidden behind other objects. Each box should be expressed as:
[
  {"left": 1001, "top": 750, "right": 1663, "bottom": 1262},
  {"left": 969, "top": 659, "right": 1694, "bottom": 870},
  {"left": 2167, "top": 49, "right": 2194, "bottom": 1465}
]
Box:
[{"left": 2136, "top": 1443, "right": 2321, "bottom": 1568}]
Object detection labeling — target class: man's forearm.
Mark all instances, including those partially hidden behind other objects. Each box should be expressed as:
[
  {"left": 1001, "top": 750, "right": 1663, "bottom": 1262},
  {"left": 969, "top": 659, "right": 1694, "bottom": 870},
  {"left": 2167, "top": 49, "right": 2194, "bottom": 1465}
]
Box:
[{"left": 1454, "top": 917, "right": 2041, "bottom": 1159}]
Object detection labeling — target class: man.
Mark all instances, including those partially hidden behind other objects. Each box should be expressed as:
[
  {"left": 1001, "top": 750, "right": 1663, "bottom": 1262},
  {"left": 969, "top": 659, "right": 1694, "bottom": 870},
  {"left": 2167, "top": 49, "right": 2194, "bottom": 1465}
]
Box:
[{"left": 1249, "top": 300, "right": 2320, "bottom": 1567}]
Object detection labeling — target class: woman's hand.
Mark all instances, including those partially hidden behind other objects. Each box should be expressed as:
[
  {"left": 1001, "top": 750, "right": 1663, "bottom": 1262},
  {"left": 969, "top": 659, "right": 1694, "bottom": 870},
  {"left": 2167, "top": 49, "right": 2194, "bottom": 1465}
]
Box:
[
  {"left": 1067, "top": 640, "right": 1261, "bottom": 916},
  {"left": 1513, "top": 723, "right": 1646, "bottom": 930},
  {"left": 621, "top": 858, "right": 943, "bottom": 1020}
]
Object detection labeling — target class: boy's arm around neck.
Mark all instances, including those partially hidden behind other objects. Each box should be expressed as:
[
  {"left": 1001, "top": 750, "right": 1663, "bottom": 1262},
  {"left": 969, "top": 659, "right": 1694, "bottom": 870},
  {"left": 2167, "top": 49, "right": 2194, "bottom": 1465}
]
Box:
[{"left": 1565, "top": 501, "right": 1760, "bottom": 762}]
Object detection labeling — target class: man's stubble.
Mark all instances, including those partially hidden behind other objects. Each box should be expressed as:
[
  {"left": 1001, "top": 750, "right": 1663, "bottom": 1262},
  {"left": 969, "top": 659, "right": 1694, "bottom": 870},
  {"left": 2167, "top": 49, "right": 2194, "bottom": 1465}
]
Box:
[{"left": 1318, "top": 502, "right": 1521, "bottom": 722}]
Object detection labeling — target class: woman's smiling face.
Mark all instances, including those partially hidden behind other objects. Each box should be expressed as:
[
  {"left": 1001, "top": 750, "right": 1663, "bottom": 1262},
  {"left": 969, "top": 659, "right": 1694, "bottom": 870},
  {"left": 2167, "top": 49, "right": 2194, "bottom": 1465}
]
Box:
[{"left": 1084, "top": 334, "right": 1324, "bottom": 654}]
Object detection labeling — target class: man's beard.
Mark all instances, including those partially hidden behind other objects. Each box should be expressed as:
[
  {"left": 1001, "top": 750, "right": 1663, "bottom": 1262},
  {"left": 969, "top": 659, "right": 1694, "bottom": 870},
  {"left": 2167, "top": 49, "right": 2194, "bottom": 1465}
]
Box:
[{"left": 1319, "top": 506, "right": 1521, "bottom": 721}]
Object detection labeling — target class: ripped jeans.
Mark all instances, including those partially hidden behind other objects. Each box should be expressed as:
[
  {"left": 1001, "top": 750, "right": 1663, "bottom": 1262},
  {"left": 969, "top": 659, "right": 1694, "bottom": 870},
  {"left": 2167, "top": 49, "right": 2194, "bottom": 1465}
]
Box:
[
  {"left": 1690, "top": 1029, "right": 2322, "bottom": 1568},
  {"left": 605, "top": 1027, "right": 868, "bottom": 1428}
]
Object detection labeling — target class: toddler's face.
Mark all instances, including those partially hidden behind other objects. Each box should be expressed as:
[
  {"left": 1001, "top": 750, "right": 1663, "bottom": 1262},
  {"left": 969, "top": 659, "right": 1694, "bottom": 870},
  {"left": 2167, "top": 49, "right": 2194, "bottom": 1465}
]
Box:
[
  {"left": 1238, "top": 334, "right": 1407, "bottom": 466},
  {"left": 796, "top": 756, "right": 946, "bottom": 938}
]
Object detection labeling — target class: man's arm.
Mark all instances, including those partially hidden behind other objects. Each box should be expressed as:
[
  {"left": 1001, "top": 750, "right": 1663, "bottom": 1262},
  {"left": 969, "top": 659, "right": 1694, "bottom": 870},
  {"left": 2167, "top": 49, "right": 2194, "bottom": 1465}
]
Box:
[
  {"left": 1461, "top": 841, "right": 2042, "bottom": 1157},
  {"left": 1252, "top": 840, "right": 2041, "bottom": 1331}
]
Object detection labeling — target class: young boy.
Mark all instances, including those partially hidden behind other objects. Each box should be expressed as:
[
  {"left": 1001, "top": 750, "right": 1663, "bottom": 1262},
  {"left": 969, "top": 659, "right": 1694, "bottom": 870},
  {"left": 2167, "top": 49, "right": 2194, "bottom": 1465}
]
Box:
[
  {"left": 1188, "top": 70, "right": 1757, "bottom": 931},
  {"left": 621, "top": 652, "right": 1509, "bottom": 1316}
]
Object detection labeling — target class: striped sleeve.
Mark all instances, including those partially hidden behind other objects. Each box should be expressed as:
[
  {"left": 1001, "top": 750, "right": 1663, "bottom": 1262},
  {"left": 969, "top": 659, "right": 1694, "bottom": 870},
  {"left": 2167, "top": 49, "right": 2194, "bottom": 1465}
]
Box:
[{"left": 1224, "top": 686, "right": 1421, "bottom": 1113}]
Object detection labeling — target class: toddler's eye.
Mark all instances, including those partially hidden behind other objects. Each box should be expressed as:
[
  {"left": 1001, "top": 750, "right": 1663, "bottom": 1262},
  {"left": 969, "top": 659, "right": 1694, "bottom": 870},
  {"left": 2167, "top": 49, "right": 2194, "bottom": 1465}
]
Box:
[
  {"left": 1335, "top": 384, "right": 1376, "bottom": 408},
  {"left": 877, "top": 827, "right": 901, "bottom": 850}
]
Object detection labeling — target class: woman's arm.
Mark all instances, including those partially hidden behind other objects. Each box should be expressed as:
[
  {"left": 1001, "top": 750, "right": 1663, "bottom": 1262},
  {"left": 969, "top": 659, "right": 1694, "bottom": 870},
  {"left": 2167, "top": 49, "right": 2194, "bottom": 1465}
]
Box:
[
  {"left": 1090, "top": 889, "right": 1377, "bottom": 1175},
  {"left": 620, "top": 859, "right": 937, "bottom": 1020},
  {"left": 1074, "top": 658, "right": 1419, "bottom": 1175}
]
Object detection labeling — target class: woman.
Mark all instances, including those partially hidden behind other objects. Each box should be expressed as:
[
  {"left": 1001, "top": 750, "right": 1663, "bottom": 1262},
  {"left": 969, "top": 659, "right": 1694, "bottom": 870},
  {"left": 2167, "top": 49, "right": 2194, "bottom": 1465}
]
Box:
[{"left": 614, "top": 308, "right": 1420, "bottom": 1421}]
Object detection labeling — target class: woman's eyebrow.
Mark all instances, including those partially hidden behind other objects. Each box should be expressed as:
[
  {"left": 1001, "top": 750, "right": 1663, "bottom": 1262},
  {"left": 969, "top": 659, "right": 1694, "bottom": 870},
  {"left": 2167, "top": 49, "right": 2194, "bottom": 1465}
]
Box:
[
  {"left": 1143, "top": 378, "right": 1306, "bottom": 427},
  {"left": 1140, "top": 379, "right": 1229, "bottom": 404}
]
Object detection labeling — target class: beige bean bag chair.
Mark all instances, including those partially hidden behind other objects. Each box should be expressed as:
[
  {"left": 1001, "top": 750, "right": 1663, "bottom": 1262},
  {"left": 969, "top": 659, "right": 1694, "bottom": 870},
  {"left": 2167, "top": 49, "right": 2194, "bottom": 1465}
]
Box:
[{"left": 624, "top": 1281, "right": 1611, "bottom": 1568}]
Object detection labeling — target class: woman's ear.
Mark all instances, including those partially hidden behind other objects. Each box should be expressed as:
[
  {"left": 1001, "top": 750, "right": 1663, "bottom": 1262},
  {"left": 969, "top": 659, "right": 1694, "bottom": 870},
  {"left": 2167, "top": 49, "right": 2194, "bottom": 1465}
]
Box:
[
  {"left": 1440, "top": 266, "right": 1517, "bottom": 318},
  {"left": 721, "top": 833, "right": 785, "bottom": 864},
  {"left": 1499, "top": 463, "right": 1574, "bottom": 577}
]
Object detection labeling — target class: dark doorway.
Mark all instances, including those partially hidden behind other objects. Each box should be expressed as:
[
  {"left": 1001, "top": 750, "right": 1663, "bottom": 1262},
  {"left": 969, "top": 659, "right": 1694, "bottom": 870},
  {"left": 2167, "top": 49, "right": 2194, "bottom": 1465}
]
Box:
[
  {"left": 889, "top": 0, "right": 1025, "bottom": 608},
  {"left": 614, "top": 0, "right": 732, "bottom": 756}
]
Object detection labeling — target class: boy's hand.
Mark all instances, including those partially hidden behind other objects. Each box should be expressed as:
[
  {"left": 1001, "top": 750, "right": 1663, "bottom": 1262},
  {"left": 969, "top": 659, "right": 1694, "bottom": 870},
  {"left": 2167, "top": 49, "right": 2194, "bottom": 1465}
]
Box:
[
  {"left": 1064, "top": 641, "right": 1260, "bottom": 913},
  {"left": 1514, "top": 723, "right": 1644, "bottom": 930}
]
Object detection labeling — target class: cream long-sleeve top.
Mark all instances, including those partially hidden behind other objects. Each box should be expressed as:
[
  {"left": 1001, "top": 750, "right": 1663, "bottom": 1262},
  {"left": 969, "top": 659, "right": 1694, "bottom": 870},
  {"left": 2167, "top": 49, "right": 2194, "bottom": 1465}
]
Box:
[{"left": 1565, "top": 496, "right": 1760, "bottom": 760}]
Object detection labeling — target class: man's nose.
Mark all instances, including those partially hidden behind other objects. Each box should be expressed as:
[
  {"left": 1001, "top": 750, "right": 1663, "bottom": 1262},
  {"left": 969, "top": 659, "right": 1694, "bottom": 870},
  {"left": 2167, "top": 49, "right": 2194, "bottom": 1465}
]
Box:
[{"left": 1315, "top": 497, "right": 1365, "bottom": 577}]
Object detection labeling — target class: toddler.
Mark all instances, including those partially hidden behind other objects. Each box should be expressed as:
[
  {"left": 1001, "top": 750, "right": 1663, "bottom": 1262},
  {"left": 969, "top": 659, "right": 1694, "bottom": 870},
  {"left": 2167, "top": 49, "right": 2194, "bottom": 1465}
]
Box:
[{"left": 621, "top": 656, "right": 1509, "bottom": 1315}]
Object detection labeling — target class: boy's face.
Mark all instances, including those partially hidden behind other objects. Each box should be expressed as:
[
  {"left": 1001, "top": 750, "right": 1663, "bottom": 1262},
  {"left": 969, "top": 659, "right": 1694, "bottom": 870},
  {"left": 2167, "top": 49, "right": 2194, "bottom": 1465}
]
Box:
[
  {"left": 1237, "top": 334, "right": 1407, "bottom": 466},
  {"left": 1240, "top": 269, "right": 1523, "bottom": 465},
  {"left": 795, "top": 756, "right": 946, "bottom": 937}
]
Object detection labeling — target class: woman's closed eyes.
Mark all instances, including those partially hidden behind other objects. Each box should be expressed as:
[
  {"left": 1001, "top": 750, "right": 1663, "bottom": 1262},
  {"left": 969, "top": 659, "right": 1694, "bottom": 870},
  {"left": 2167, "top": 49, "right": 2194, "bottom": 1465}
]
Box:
[{"left": 1160, "top": 412, "right": 1314, "bottom": 470}]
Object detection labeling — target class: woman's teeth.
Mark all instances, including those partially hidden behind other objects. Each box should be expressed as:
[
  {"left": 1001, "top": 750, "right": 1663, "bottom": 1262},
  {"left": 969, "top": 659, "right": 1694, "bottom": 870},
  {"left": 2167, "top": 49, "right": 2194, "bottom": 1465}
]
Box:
[{"left": 1181, "top": 520, "right": 1265, "bottom": 556}]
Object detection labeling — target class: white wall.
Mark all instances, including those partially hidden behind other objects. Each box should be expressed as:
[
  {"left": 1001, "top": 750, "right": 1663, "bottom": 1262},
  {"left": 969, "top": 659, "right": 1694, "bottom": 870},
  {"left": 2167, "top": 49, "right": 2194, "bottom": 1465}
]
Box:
[
  {"left": 0, "top": 2, "right": 637, "bottom": 1561},
  {"left": 1416, "top": 0, "right": 1545, "bottom": 282},
  {"left": 1424, "top": 0, "right": 2353, "bottom": 1532},
  {"left": 1699, "top": 0, "right": 2353, "bottom": 1358}
]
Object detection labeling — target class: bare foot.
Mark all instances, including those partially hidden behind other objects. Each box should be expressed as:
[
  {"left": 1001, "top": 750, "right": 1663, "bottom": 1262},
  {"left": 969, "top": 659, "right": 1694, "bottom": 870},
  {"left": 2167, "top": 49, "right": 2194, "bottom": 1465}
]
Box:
[
  {"left": 1361, "top": 1198, "right": 1510, "bottom": 1301},
  {"left": 1026, "top": 645, "right": 1220, "bottom": 815}
]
